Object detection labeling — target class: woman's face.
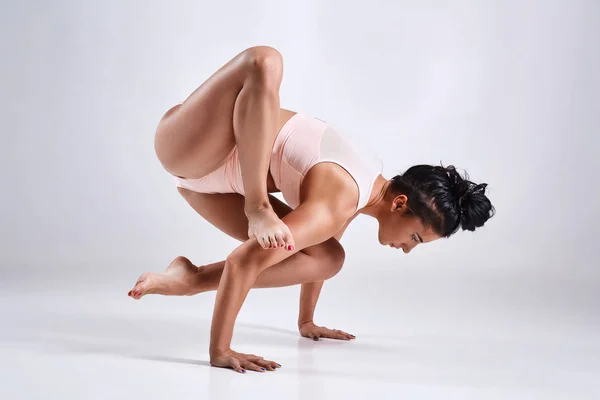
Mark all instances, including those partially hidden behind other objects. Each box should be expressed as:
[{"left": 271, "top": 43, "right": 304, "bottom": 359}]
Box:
[{"left": 378, "top": 194, "right": 441, "bottom": 254}]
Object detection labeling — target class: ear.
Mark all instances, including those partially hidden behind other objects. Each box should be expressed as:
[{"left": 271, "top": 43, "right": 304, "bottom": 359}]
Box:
[{"left": 391, "top": 194, "right": 408, "bottom": 212}]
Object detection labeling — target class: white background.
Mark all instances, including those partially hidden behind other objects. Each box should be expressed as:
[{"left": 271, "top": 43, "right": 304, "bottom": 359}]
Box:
[{"left": 1, "top": 1, "right": 599, "bottom": 399}]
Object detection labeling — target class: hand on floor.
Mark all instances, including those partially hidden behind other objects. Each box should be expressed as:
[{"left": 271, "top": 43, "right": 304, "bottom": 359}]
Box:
[
  {"left": 299, "top": 321, "right": 355, "bottom": 341},
  {"left": 210, "top": 349, "right": 281, "bottom": 374}
]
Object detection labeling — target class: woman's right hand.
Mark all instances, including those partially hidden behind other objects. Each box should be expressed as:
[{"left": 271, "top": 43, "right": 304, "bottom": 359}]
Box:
[{"left": 210, "top": 349, "right": 281, "bottom": 374}]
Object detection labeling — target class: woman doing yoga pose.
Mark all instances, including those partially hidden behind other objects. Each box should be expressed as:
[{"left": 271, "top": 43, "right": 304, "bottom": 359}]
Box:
[{"left": 127, "top": 46, "right": 495, "bottom": 374}]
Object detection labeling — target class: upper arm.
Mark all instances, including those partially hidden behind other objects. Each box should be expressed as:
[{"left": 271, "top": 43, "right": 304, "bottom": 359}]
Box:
[
  {"left": 283, "top": 200, "right": 349, "bottom": 249},
  {"left": 334, "top": 214, "right": 357, "bottom": 241},
  {"left": 231, "top": 199, "right": 351, "bottom": 271}
]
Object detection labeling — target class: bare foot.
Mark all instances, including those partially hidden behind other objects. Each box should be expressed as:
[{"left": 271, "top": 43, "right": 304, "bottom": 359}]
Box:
[
  {"left": 246, "top": 206, "right": 295, "bottom": 251},
  {"left": 128, "top": 256, "right": 199, "bottom": 300}
]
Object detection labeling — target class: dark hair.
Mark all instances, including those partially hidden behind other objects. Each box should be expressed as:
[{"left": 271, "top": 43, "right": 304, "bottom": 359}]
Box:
[{"left": 388, "top": 164, "right": 495, "bottom": 238}]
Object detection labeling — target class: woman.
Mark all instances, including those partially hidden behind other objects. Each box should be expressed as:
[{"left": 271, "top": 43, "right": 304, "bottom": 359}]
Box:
[{"left": 127, "top": 46, "right": 495, "bottom": 374}]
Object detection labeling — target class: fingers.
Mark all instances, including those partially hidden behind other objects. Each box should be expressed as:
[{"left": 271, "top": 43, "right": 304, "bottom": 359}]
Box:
[
  {"left": 245, "top": 354, "right": 280, "bottom": 371},
  {"left": 304, "top": 328, "right": 356, "bottom": 341},
  {"left": 345, "top": 331, "right": 356, "bottom": 340},
  {"left": 241, "top": 360, "right": 267, "bottom": 373},
  {"left": 302, "top": 331, "right": 321, "bottom": 341},
  {"left": 230, "top": 358, "right": 246, "bottom": 374},
  {"left": 329, "top": 329, "right": 353, "bottom": 341},
  {"left": 329, "top": 328, "right": 355, "bottom": 340},
  {"left": 251, "top": 357, "right": 280, "bottom": 371}
]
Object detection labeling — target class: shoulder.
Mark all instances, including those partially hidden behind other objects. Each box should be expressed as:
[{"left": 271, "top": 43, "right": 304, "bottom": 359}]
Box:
[{"left": 302, "top": 163, "right": 359, "bottom": 224}]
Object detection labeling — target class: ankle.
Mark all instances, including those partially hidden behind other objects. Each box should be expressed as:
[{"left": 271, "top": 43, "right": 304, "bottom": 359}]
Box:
[
  {"left": 245, "top": 200, "right": 272, "bottom": 215},
  {"left": 189, "top": 265, "right": 207, "bottom": 294}
]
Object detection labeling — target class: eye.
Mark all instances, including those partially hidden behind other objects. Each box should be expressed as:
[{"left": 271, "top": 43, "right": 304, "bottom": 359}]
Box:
[{"left": 411, "top": 234, "right": 418, "bottom": 242}]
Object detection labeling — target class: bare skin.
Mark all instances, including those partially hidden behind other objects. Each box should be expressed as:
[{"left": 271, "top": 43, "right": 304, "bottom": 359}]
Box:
[
  {"left": 128, "top": 193, "right": 357, "bottom": 343},
  {"left": 137, "top": 46, "right": 441, "bottom": 374},
  {"left": 154, "top": 46, "right": 297, "bottom": 251},
  {"left": 128, "top": 171, "right": 439, "bottom": 373}
]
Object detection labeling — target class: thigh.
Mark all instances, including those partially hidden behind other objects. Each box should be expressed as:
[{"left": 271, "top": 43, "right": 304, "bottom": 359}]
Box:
[
  {"left": 178, "top": 188, "right": 293, "bottom": 242},
  {"left": 155, "top": 50, "right": 250, "bottom": 179},
  {"left": 179, "top": 188, "right": 332, "bottom": 260}
]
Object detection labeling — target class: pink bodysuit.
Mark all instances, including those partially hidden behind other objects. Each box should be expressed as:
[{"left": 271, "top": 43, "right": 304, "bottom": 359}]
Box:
[{"left": 173, "top": 113, "right": 383, "bottom": 212}]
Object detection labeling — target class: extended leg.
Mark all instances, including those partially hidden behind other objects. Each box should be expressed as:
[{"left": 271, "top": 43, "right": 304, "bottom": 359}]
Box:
[
  {"left": 128, "top": 190, "right": 342, "bottom": 299},
  {"left": 128, "top": 244, "right": 343, "bottom": 299}
]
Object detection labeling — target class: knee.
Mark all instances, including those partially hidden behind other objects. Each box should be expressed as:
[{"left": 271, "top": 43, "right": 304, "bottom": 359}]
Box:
[
  {"left": 226, "top": 247, "right": 261, "bottom": 275},
  {"left": 322, "top": 240, "right": 345, "bottom": 280},
  {"left": 242, "top": 46, "right": 283, "bottom": 86}
]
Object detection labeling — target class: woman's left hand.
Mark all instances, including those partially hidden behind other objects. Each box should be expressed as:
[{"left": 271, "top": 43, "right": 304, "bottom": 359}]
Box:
[
  {"left": 299, "top": 321, "right": 355, "bottom": 341},
  {"left": 210, "top": 349, "right": 280, "bottom": 373}
]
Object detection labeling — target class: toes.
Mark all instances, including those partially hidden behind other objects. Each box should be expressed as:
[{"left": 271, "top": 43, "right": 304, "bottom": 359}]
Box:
[
  {"left": 257, "top": 236, "right": 269, "bottom": 249},
  {"left": 129, "top": 274, "right": 150, "bottom": 299},
  {"left": 283, "top": 233, "right": 295, "bottom": 251},
  {"left": 275, "top": 234, "right": 286, "bottom": 249},
  {"left": 260, "top": 234, "right": 279, "bottom": 249},
  {"left": 131, "top": 282, "right": 147, "bottom": 299},
  {"left": 268, "top": 235, "right": 278, "bottom": 249}
]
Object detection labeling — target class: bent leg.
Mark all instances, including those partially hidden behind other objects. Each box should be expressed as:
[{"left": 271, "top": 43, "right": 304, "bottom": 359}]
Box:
[
  {"left": 128, "top": 190, "right": 343, "bottom": 299},
  {"left": 154, "top": 45, "right": 294, "bottom": 250}
]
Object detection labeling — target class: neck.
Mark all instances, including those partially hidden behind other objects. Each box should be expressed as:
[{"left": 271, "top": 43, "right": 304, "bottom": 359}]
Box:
[{"left": 360, "top": 175, "right": 390, "bottom": 218}]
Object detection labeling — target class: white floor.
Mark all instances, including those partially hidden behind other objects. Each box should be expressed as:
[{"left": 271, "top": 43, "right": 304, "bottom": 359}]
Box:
[{"left": 1, "top": 267, "right": 599, "bottom": 400}]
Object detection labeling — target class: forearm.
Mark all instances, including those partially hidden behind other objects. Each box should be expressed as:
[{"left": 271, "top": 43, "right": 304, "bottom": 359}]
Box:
[
  {"left": 298, "top": 281, "right": 324, "bottom": 327},
  {"left": 209, "top": 256, "right": 260, "bottom": 358},
  {"left": 209, "top": 198, "right": 349, "bottom": 358}
]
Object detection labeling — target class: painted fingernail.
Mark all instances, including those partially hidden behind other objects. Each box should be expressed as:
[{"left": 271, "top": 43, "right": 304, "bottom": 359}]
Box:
[
  {"left": 277, "top": 363, "right": 282, "bottom": 367},
  {"left": 241, "top": 369, "right": 246, "bottom": 373},
  {"left": 261, "top": 368, "right": 266, "bottom": 371}
]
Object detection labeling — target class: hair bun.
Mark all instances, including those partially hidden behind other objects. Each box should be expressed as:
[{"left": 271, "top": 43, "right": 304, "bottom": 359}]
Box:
[
  {"left": 389, "top": 163, "right": 495, "bottom": 236},
  {"left": 442, "top": 165, "right": 493, "bottom": 230},
  {"left": 443, "top": 165, "right": 469, "bottom": 199}
]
